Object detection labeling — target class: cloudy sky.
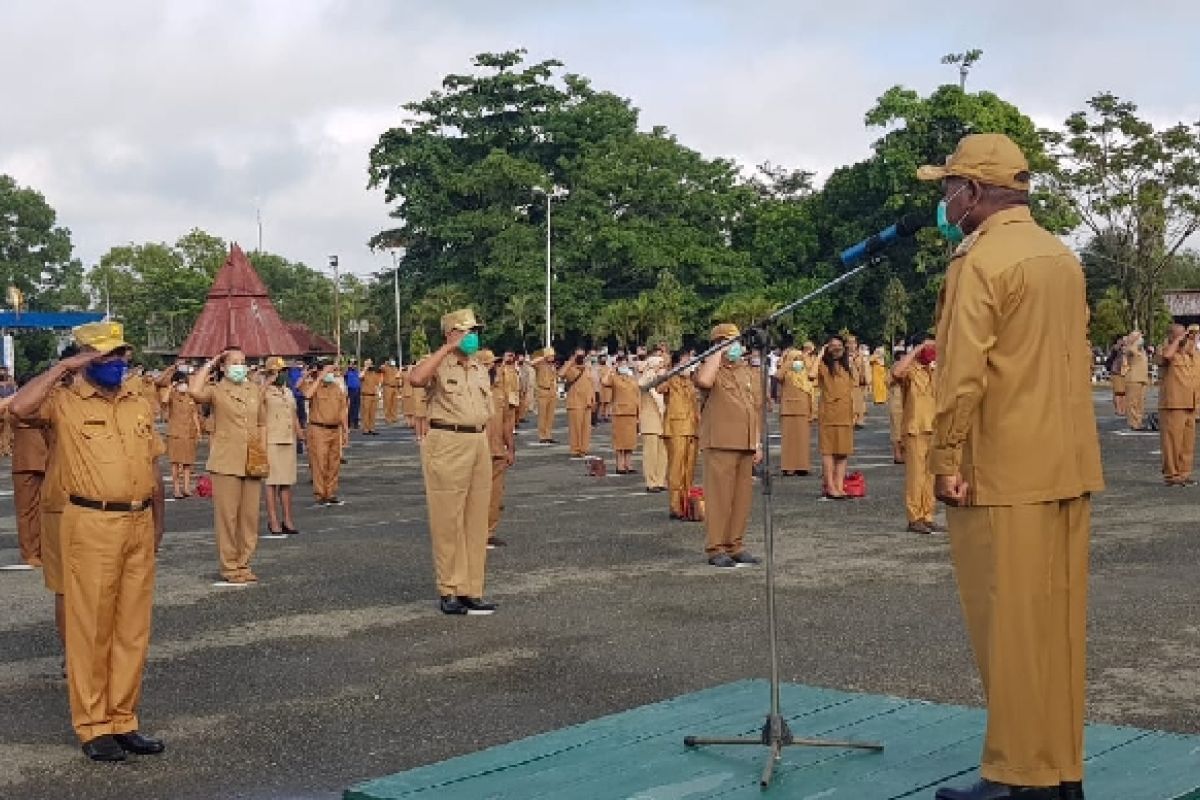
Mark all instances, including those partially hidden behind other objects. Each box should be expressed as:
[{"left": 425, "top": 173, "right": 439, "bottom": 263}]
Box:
[{"left": 3, "top": 0, "right": 1199, "bottom": 277}]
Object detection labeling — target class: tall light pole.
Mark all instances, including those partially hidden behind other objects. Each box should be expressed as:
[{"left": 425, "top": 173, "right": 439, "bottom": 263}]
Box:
[
  {"left": 328, "top": 255, "right": 341, "bottom": 362},
  {"left": 391, "top": 249, "right": 404, "bottom": 366},
  {"left": 533, "top": 185, "right": 566, "bottom": 349}
]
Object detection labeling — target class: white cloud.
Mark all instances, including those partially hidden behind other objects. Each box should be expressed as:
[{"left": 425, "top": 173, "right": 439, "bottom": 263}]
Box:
[{"left": 2, "top": 0, "right": 1198, "bottom": 278}]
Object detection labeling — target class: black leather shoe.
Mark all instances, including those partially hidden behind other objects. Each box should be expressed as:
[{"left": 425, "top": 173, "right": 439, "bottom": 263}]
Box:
[
  {"left": 82, "top": 734, "right": 126, "bottom": 762},
  {"left": 439, "top": 595, "right": 467, "bottom": 615},
  {"left": 1059, "top": 782, "right": 1084, "bottom": 800},
  {"left": 113, "top": 731, "right": 165, "bottom": 755},
  {"left": 459, "top": 597, "right": 498, "bottom": 615},
  {"left": 935, "top": 779, "right": 1059, "bottom": 800},
  {"left": 708, "top": 554, "right": 737, "bottom": 569},
  {"left": 731, "top": 551, "right": 761, "bottom": 566}
]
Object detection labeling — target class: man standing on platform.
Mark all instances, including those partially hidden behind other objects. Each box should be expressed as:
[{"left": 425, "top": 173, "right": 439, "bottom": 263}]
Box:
[
  {"left": 921, "top": 133, "right": 1102, "bottom": 800},
  {"left": 1157, "top": 323, "right": 1199, "bottom": 485},
  {"left": 10, "top": 321, "right": 167, "bottom": 762},
  {"left": 409, "top": 309, "right": 496, "bottom": 616},
  {"left": 301, "top": 364, "right": 349, "bottom": 505},
  {"left": 532, "top": 347, "right": 558, "bottom": 443}
]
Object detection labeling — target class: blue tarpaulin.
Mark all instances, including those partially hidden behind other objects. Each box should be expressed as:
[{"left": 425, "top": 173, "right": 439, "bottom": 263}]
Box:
[{"left": 0, "top": 311, "right": 105, "bottom": 330}]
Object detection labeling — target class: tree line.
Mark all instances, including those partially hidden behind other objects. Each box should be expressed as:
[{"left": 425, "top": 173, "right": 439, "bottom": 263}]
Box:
[{"left": 3, "top": 48, "right": 1198, "bottom": 374}]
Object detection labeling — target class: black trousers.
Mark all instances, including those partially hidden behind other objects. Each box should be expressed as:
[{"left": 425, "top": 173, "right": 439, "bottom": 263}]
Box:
[{"left": 348, "top": 388, "right": 362, "bottom": 428}]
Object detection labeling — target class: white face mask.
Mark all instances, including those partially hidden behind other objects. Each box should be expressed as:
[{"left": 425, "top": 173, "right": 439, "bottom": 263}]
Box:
[
  {"left": 175, "top": 384, "right": 187, "bottom": 393},
  {"left": 618, "top": 366, "right": 633, "bottom": 377}
]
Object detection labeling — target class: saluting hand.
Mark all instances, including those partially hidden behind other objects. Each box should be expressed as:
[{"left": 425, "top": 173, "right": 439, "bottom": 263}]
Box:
[
  {"left": 59, "top": 349, "right": 107, "bottom": 372},
  {"left": 935, "top": 474, "right": 970, "bottom": 507}
]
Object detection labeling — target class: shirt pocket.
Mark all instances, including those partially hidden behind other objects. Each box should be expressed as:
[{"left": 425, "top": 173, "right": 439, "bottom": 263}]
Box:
[{"left": 80, "top": 419, "right": 119, "bottom": 462}]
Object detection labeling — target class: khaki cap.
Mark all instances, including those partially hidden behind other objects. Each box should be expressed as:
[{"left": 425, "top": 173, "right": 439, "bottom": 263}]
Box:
[
  {"left": 541, "top": 346, "right": 556, "bottom": 359},
  {"left": 441, "top": 308, "right": 483, "bottom": 333},
  {"left": 265, "top": 356, "right": 286, "bottom": 371},
  {"left": 475, "top": 348, "right": 497, "bottom": 366},
  {"left": 1188, "top": 324, "right": 1200, "bottom": 334},
  {"left": 73, "top": 321, "right": 130, "bottom": 354},
  {"left": 710, "top": 323, "right": 740, "bottom": 342},
  {"left": 917, "top": 133, "right": 1031, "bottom": 191}
]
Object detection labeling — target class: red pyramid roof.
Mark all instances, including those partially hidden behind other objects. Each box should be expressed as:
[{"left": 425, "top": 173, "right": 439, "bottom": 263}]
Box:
[{"left": 179, "top": 244, "right": 304, "bottom": 358}]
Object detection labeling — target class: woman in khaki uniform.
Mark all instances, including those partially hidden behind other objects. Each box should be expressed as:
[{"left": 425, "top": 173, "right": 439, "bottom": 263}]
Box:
[
  {"left": 190, "top": 348, "right": 266, "bottom": 584},
  {"left": 695, "top": 323, "right": 763, "bottom": 568},
  {"left": 660, "top": 351, "right": 700, "bottom": 519},
  {"left": 604, "top": 356, "right": 639, "bottom": 473},
  {"left": 870, "top": 347, "right": 889, "bottom": 404},
  {"left": 163, "top": 368, "right": 201, "bottom": 499},
  {"left": 263, "top": 358, "right": 301, "bottom": 534},
  {"left": 778, "top": 345, "right": 815, "bottom": 476},
  {"left": 817, "top": 335, "right": 855, "bottom": 499},
  {"left": 559, "top": 349, "right": 595, "bottom": 457}
]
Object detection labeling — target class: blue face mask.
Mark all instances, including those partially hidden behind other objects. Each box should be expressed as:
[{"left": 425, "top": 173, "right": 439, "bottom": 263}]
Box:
[
  {"left": 86, "top": 359, "right": 127, "bottom": 389},
  {"left": 937, "top": 185, "right": 970, "bottom": 244},
  {"left": 459, "top": 331, "right": 481, "bottom": 356},
  {"left": 727, "top": 343, "right": 744, "bottom": 362}
]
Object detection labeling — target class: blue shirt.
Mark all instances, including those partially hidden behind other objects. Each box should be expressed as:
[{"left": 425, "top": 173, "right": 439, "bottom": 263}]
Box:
[{"left": 345, "top": 367, "right": 362, "bottom": 391}]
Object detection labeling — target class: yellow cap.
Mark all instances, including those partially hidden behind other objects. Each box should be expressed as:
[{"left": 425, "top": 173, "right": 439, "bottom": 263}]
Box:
[
  {"left": 73, "top": 321, "right": 129, "bottom": 354},
  {"left": 441, "top": 308, "right": 483, "bottom": 333},
  {"left": 265, "top": 356, "right": 286, "bottom": 371},
  {"left": 917, "top": 133, "right": 1031, "bottom": 191},
  {"left": 475, "top": 348, "right": 497, "bottom": 366},
  {"left": 710, "top": 323, "right": 740, "bottom": 342},
  {"left": 542, "top": 346, "right": 556, "bottom": 359},
  {"left": 1189, "top": 324, "right": 1200, "bottom": 334}
]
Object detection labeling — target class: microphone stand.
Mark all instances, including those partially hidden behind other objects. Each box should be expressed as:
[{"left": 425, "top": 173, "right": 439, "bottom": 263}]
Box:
[{"left": 654, "top": 257, "right": 886, "bottom": 789}]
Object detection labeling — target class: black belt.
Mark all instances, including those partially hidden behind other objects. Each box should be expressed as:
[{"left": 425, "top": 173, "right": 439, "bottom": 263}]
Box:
[
  {"left": 310, "top": 421, "right": 340, "bottom": 429},
  {"left": 70, "top": 495, "right": 154, "bottom": 513},
  {"left": 429, "top": 421, "right": 484, "bottom": 434}
]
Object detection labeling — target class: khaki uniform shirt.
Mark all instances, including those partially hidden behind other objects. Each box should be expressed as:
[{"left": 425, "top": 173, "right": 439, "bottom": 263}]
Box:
[
  {"left": 900, "top": 363, "right": 935, "bottom": 436},
  {"left": 165, "top": 390, "right": 200, "bottom": 440},
  {"left": 361, "top": 371, "right": 383, "bottom": 397},
  {"left": 499, "top": 364, "right": 521, "bottom": 408},
  {"left": 932, "top": 206, "right": 1103, "bottom": 505},
  {"left": 264, "top": 386, "right": 298, "bottom": 444},
  {"left": 382, "top": 365, "right": 401, "bottom": 388},
  {"left": 662, "top": 375, "right": 699, "bottom": 437},
  {"left": 817, "top": 362, "right": 854, "bottom": 426},
  {"left": 609, "top": 374, "right": 640, "bottom": 416},
  {"left": 11, "top": 418, "right": 50, "bottom": 474},
  {"left": 307, "top": 381, "right": 348, "bottom": 426},
  {"left": 400, "top": 368, "right": 414, "bottom": 399},
  {"left": 41, "top": 379, "right": 163, "bottom": 504},
  {"left": 1124, "top": 348, "right": 1150, "bottom": 385},
  {"left": 534, "top": 361, "right": 557, "bottom": 397},
  {"left": 486, "top": 374, "right": 513, "bottom": 457},
  {"left": 698, "top": 362, "right": 761, "bottom": 451},
  {"left": 425, "top": 354, "right": 492, "bottom": 428},
  {"left": 779, "top": 348, "right": 816, "bottom": 417},
  {"left": 561, "top": 362, "right": 595, "bottom": 410},
  {"left": 1158, "top": 348, "right": 1199, "bottom": 410},
  {"left": 192, "top": 379, "right": 265, "bottom": 477}
]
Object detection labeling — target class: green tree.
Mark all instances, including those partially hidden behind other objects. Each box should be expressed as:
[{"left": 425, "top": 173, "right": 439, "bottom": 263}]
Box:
[
  {"left": 1043, "top": 92, "right": 1200, "bottom": 329},
  {"left": 881, "top": 277, "right": 910, "bottom": 346},
  {"left": 503, "top": 292, "right": 541, "bottom": 352}
]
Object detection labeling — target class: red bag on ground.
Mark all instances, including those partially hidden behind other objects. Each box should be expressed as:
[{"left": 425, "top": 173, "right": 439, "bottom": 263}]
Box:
[
  {"left": 196, "top": 475, "right": 213, "bottom": 498},
  {"left": 843, "top": 471, "right": 866, "bottom": 498},
  {"left": 685, "top": 487, "right": 705, "bottom": 521},
  {"left": 586, "top": 457, "right": 607, "bottom": 477}
]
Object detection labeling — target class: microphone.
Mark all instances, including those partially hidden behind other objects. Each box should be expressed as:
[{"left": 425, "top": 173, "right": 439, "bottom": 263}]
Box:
[{"left": 838, "top": 212, "right": 929, "bottom": 267}]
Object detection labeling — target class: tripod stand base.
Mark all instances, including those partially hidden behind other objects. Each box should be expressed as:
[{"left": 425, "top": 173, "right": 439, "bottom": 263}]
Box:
[{"left": 684, "top": 714, "right": 883, "bottom": 788}]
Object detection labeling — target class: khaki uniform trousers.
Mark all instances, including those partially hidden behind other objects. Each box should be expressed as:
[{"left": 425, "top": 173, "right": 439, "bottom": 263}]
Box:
[
  {"left": 383, "top": 388, "right": 399, "bottom": 424},
  {"left": 568, "top": 408, "right": 592, "bottom": 455},
  {"left": 948, "top": 497, "right": 1089, "bottom": 787},
  {"left": 537, "top": 393, "right": 556, "bottom": 440},
  {"left": 641, "top": 433, "right": 667, "bottom": 489},
  {"left": 1160, "top": 408, "right": 1196, "bottom": 482},
  {"left": 1124, "top": 382, "right": 1147, "bottom": 430},
  {"left": 779, "top": 414, "right": 811, "bottom": 473},
  {"left": 307, "top": 425, "right": 343, "bottom": 500},
  {"left": 665, "top": 435, "right": 697, "bottom": 517},
  {"left": 904, "top": 433, "right": 934, "bottom": 524},
  {"left": 42, "top": 508, "right": 64, "bottom": 594},
  {"left": 211, "top": 473, "right": 261, "bottom": 580},
  {"left": 852, "top": 387, "right": 867, "bottom": 425},
  {"left": 62, "top": 503, "right": 156, "bottom": 742},
  {"left": 14, "top": 470, "right": 44, "bottom": 566},
  {"left": 361, "top": 394, "right": 379, "bottom": 433},
  {"left": 422, "top": 428, "right": 491, "bottom": 597},
  {"left": 703, "top": 448, "right": 754, "bottom": 556},
  {"left": 488, "top": 457, "right": 508, "bottom": 534}
]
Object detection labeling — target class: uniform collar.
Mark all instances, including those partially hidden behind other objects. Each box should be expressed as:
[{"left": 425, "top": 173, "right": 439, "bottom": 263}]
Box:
[{"left": 973, "top": 205, "right": 1033, "bottom": 238}]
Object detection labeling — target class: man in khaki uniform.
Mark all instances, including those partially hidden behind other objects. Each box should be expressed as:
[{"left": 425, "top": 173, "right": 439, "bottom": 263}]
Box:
[
  {"left": 10, "top": 321, "right": 167, "bottom": 762},
  {"left": 1122, "top": 331, "right": 1150, "bottom": 430},
  {"left": 893, "top": 339, "right": 937, "bottom": 534},
  {"left": 922, "top": 134, "right": 1103, "bottom": 800},
  {"left": 301, "top": 365, "right": 349, "bottom": 503},
  {"left": 694, "top": 324, "right": 763, "bottom": 568},
  {"left": 637, "top": 354, "right": 668, "bottom": 491},
  {"left": 409, "top": 309, "right": 497, "bottom": 615},
  {"left": 1157, "top": 323, "right": 1199, "bottom": 485},
  {"left": 531, "top": 347, "right": 558, "bottom": 442},
  {"left": 400, "top": 365, "right": 416, "bottom": 428},
  {"left": 499, "top": 352, "right": 521, "bottom": 433},
  {"left": 559, "top": 348, "right": 595, "bottom": 457},
  {"left": 480, "top": 350, "right": 516, "bottom": 548},
  {"left": 10, "top": 415, "right": 50, "bottom": 567},
  {"left": 381, "top": 360, "right": 401, "bottom": 424},
  {"left": 360, "top": 360, "right": 383, "bottom": 435},
  {"left": 660, "top": 352, "right": 700, "bottom": 519}
]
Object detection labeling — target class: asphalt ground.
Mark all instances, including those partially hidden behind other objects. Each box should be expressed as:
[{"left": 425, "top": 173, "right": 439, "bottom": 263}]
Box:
[{"left": 1, "top": 389, "right": 1196, "bottom": 800}]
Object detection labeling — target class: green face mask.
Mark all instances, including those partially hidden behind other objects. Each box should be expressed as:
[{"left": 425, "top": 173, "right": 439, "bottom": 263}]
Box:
[
  {"left": 937, "top": 184, "right": 970, "bottom": 244},
  {"left": 459, "top": 331, "right": 481, "bottom": 356},
  {"left": 727, "top": 342, "right": 744, "bottom": 362},
  {"left": 226, "top": 364, "right": 249, "bottom": 384}
]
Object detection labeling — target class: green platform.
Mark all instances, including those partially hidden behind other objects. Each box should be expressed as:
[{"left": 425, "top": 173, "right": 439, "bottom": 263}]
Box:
[{"left": 345, "top": 680, "right": 1200, "bottom": 800}]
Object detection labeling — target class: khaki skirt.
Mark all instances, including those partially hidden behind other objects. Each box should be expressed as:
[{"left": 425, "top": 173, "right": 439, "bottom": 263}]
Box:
[
  {"left": 168, "top": 435, "right": 198, "bottom": 465},
  {"left": 819, "top": 423, "right": 854, "bottom": 457},
  {"left": 267, "top": 442, "right": 298, "bottom": 486},
  {"left": 611, "top": 415, "right": 638, "bottom": 451}
]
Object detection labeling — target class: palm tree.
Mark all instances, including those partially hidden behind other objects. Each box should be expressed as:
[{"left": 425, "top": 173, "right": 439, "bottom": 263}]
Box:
[{"left": 504, "top": 293, "right": 541, "bottom": 352}]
